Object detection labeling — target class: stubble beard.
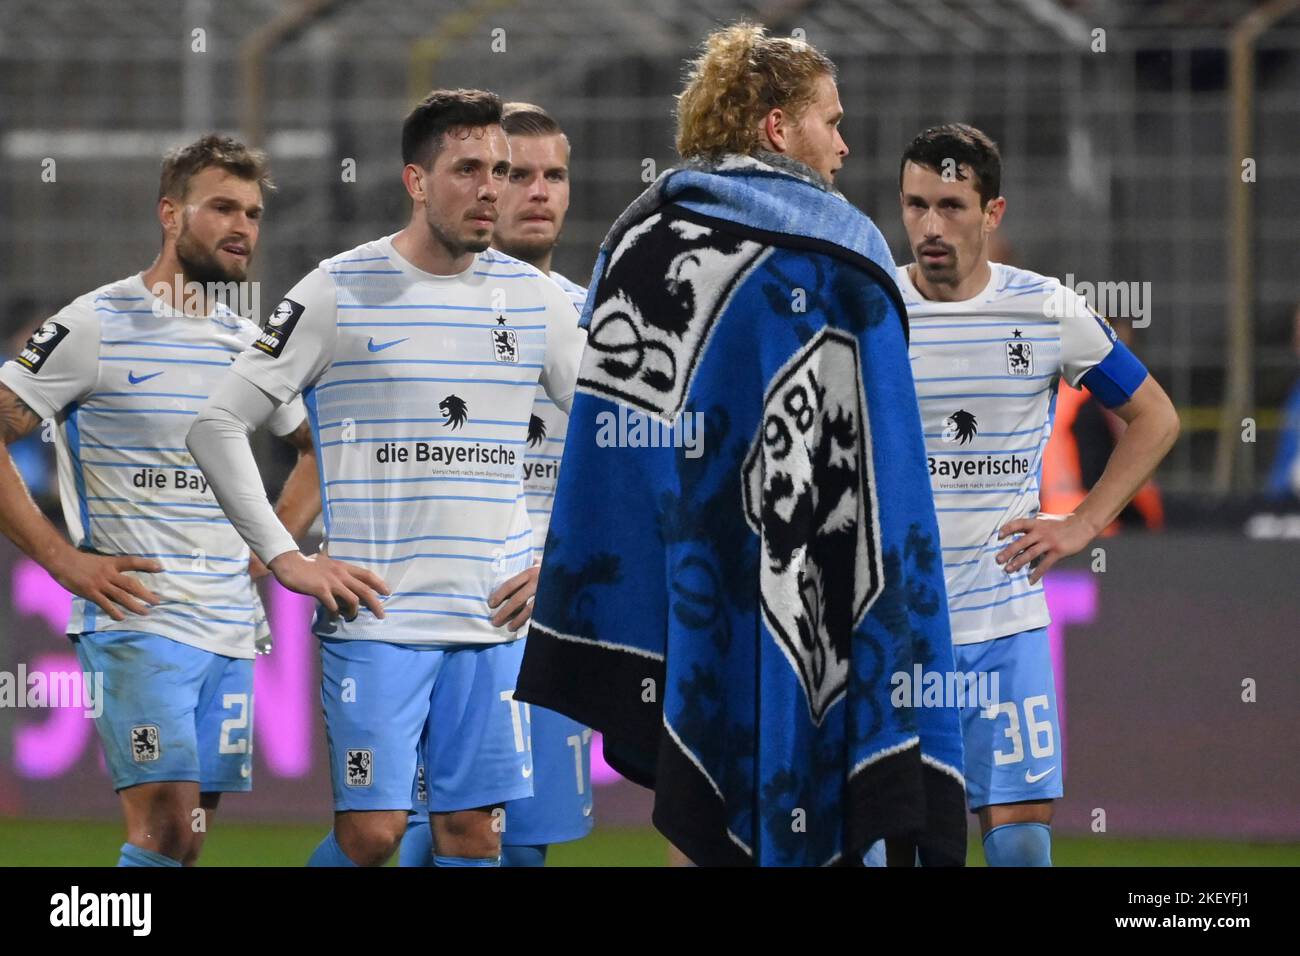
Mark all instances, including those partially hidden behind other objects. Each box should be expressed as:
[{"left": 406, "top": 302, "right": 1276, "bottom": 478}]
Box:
[
  {"left": 426, "top": 201, "right": 490, "bottom": 258},
  {"left": 175, "top": 222, "right": 246, "bottom": 285}
]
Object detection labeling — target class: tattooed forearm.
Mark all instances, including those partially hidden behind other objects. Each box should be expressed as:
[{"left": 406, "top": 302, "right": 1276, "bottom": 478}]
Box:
[
  {"left": 274, "top": 418, "right": 322, "bottom": 540},
  {"left": 0, "top": 384, "right": 43, "bottom": 445}
]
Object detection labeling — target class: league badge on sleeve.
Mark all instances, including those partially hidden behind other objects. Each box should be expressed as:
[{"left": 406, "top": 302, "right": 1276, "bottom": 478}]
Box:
[
  {"left": 254, "top": 298, "right": 305, "bottom": 358},
  {"left": 1006, "top": 328, "right": 1033, "bottom": 376},
  {"left": 16, "top": 321, "right": 71, "bottom": 373},
  {"left": 491, "top": 314, "right": 519, "bottom": 364}
]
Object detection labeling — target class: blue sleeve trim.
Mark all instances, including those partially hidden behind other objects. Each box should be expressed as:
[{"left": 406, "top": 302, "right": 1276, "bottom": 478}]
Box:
[{"left": 1080, "top": 340, "right": 1148, "bottom": 408}]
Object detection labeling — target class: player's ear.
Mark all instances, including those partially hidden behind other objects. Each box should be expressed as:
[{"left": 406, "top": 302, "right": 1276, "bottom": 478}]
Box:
[
  {"left": 402, "top": 163, "right": 426, "bottom": 203},
  {"left": 760, "top": 108, "right": 786, "bottom": 153},
  {"left": 984, "top": 195, "right": 1007, "bottom": 231},
  {"left": 157, "top": 195, "right": 180, "bottom": 237}
]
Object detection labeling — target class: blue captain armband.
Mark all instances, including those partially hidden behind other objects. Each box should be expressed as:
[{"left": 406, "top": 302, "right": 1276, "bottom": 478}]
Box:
[{"left": 1080, "top": 339, "right": 1148, "bottom": 409}]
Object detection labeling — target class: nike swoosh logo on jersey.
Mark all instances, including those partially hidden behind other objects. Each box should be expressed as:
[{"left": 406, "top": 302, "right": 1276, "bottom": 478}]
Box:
[
  {"left": 367, "top": 336, "right": 408, "bottom": 352},
  {"left": 127, "top": 371, "right": 164, "bottom": 385},
  {"left": 1025, "top": 767, "right": 1056, "bottom": 784}
]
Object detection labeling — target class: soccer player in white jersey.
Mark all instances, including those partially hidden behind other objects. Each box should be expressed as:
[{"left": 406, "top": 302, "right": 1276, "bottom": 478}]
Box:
[
  {"left": 399, "top": 102, "right": 592, "bottom": 868},
  {"left": 0, "top": 135, "right": 318, "bottom": 866},
  {"left": 188, "top": 89, "right": 587, "bottom": 867},
  {"left": 894, "top": 124, "right": 1179, "bottom": 866}
]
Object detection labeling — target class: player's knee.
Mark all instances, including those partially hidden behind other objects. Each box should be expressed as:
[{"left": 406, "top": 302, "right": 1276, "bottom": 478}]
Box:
[
  {"left": 336, "top": 813, "right": 407, "bottom": 866},
  {"left": 433, "top": 809, "right": 500, "bottom": 859},
  {"left": 129, "top": 812, "right": 195, "bottom": 862}
]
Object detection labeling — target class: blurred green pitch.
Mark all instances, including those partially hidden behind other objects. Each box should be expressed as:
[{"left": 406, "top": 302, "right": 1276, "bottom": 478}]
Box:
[{"left": 1, "top": 819, "right": 1297, "bottom": 867}]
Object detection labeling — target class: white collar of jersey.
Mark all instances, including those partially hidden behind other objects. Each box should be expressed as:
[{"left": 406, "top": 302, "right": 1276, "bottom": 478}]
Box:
[{"left": 381, "top": 233, "right": 488, "bottom": 282}]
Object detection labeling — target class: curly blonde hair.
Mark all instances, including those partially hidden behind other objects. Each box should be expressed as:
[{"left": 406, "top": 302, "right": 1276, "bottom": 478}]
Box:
[{"left": 675, "top": 22, "right": 836, "bottom": 160}]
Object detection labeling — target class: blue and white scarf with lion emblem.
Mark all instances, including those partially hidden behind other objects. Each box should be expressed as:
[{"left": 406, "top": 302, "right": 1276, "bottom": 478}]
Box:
[{"left": 515, "top": 153, "right": 967, "bottom": 866}]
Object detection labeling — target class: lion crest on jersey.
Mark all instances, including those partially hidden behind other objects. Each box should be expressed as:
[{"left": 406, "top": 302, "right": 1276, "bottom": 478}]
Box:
[
  {"left": 439, "top": 394, "right": 469, "bottom": 430},
  {"left": 1005, "top": 330, "right": 1033, "bottom": 376},
  {"left": 491, "top": 323, "right": 519, "bottom": 364},
  {"left": 527, "top": 414, "right": 547, "bottom": 448},
  {"left": 942, "top": 409, "right": 978, "bottom": 445},
  {"left": 741, "top": 328, "right": 883, "bottom": 725}
]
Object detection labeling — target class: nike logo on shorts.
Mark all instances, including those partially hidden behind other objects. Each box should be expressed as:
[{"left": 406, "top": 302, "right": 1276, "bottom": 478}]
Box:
[{"left": 1024, "top": 766, "right": 1056, "bottom": 784}]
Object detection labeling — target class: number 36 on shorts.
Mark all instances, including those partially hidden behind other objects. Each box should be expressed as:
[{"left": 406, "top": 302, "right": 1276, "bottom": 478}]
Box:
[{"left": 984, "top": 694, "right": 1055, "bottom": 765}]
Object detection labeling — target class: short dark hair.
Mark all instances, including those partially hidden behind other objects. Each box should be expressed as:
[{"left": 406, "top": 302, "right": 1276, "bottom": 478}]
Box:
[
  {"left": 158, "top": 134, "right": 272, "bottom": 201},
  {"left": 402, "top": 88, "right": 503, "bottom": 168},
  {"left": 899, "top": 124, "right": 1002, "bottom": 207},
  {"left": 501, "top": 102, "right": 565, "bottom": 139}
]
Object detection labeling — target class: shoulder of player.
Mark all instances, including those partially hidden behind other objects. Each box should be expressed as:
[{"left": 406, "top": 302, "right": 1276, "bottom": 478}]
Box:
[
  {"left": 486, "top": 250, "right": 586, "bottom": 306},
  {"left": 266, "top": 265, "right": 340, "bottom": 323},
  {"left": 40, "top": 282, "right": 121, "bottom": 340},
  {"left": 488, "top": 255, "right": 576, "bottom": 310},
  {"left": 548, "top": 269, "right": 587, "bottom": 296},
  {"left": 994, "top": 262, "right": 1055, "bottom": 287},
  {"left": 71, "top": 273, "right": 147, "bottom": 318},
  {"left": 987, "top": 263, "right": 1080, "bottom": 309},
  {"left": 475, "top": 249, "right": 552, "bottom": 287},
  {"left": 318, "top": 237, "right": 392, "bottom": 275},
  {"left": 548, "top": 270, "right": 589, "bottom": 309}
]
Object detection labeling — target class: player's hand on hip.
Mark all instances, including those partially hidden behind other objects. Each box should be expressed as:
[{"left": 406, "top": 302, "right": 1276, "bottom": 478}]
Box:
[
  {"left": 53, "top": 551, "right": 163, "bottom": 622},
  {"left": 996, "top": 512, "right": 1097, "bottom": 584},
  {"left": 268, "top": 549, "right": 390, "bottom": 621},
  {"left": 488, "top": 564, "right": 539, "bottom": 632}
]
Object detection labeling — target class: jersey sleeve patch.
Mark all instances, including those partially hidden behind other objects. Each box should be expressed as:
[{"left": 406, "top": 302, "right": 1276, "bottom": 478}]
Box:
[
  {"left": 254, "top": 298, "right": 305, "bottom": 358},
  {"left": 15, "top": 321, "right": 71, "bottom": 373}
]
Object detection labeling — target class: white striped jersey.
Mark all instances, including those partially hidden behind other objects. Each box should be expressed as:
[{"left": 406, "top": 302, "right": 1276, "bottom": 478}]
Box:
[
  {"left": 899, "top": 262, "right": 1147, "bottom": 645},
  {"left": 0, "top": 273, "right": 305, "bottom": 658},
  {"left": 228, "top": 235, "right": 586, "bottom": 646},
  {"left": 522, "top": 271, "right": 586, "bottom": 558}
]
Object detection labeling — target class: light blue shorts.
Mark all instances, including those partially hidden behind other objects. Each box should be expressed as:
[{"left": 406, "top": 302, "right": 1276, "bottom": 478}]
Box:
[
  {"left": 952, "top": 627, "right": 1064, "bottom": 811},
  {"left": 73, "top": 630, "right": 253, "bottom": 792},
  {"left": 320, "top": 637, "right": 533, "bottom": 812},
  {"left": 412, "top": 698, "right": 594, "bottom": 846}
]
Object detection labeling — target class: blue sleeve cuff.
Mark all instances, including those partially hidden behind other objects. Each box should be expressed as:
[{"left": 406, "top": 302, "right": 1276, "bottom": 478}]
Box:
[{"left": 1080, "top": 340, "right": 1148, "bottom": 408}]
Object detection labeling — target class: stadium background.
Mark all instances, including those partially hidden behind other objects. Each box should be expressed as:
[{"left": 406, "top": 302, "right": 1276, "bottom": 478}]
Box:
[{"left": 0, "top": 0, "right": 1297, "bottom": 866}]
